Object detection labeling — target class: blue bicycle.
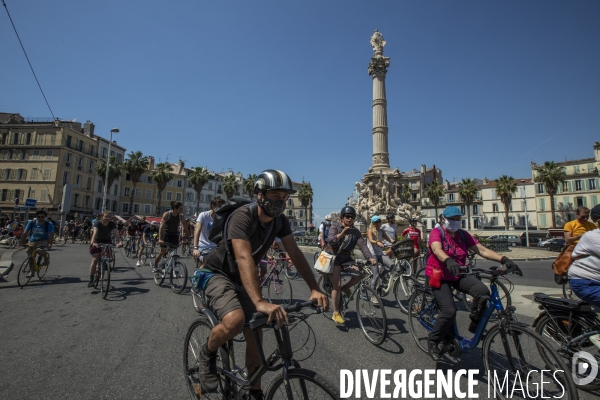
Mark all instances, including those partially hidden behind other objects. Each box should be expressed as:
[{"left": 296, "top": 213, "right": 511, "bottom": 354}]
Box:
[{"left": 408, "top": 266, "right": 578, "bottom": 400}]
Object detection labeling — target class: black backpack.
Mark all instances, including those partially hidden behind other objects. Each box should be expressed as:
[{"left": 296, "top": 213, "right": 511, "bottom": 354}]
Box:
[{"left": 208, "top": 197, "right": 282, "bottom": 275}]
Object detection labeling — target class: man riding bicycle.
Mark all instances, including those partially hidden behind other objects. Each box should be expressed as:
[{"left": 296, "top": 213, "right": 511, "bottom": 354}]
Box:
[
  {"left": 198, "top": 169, "right": 328, "bottom": 399},
  {"left": 318, "top": 215, "right": 332, "bottom": 249},
  {"left": 137, "top": 221, "right": 158, "bottom": 267},
  {"left": 154, "top": 201, "right": 190, "bottom": 272},
  {"left": 20, "top": 209, "right": 54, "bottom": 277},
  {"left": 326, "top": 206, "right": 377, "bottom": 325},
  {"left": 192, "top": 196, "right": 225, "bottom": 268}
]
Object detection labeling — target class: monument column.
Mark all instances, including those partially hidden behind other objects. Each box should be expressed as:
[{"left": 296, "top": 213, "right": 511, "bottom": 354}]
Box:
[{"left": 368, "top": 29, "right": 391, "bottom": 171}]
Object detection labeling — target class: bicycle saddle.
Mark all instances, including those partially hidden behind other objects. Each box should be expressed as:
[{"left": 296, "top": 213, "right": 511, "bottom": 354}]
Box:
[{"left": 533, "top": 293, "right": 592, "bottom": 313}]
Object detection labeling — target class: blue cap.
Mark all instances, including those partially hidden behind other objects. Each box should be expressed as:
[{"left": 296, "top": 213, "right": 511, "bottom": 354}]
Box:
[
  {"left": 371, "top": 215, "right": 382, "bottom": 223},
  {"left": 443, "top": 206, "right": 463, "bottom": 218}
]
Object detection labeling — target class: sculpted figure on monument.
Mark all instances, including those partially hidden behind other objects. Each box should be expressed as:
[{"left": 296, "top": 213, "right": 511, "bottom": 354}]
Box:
[{"left": 370, "top": 29, "right": 386, "bottom": 53}]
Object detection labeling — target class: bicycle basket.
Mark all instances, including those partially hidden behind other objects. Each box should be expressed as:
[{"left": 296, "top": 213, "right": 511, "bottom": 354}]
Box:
[{"left": 391, "top": 239, "right": 415, "bottom": 260}]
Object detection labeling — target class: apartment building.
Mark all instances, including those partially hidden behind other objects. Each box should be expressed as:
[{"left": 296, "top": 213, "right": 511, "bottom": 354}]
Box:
[
  {"left": 184, "top": 171, "right": 252, "bottom": 217},
  {"left": 0, "top": 114, "right": 114, "bottom": 221},
  {"left": 92, "top": 128, "right": 126, "bottom": 216},
  {"left": 285, "top": 181, "right": 313, "bottom": 232},
  {"left": 419, "top": 180, "right": 483, "bottom": 231},
  {"left": 402, "top": 164, "right": 443, "bottom": 208},
  {"left": 119, "top": 157, "right": 187, "bottom": 217},
  {"left": 532, "top": 142, "right": 600, "bottom": 228},
  {"left": 478, "top": 178, "right": 537, "bottom": 230}
]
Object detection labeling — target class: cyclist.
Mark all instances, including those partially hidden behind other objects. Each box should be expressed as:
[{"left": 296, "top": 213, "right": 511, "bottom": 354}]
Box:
[
  {"left": 402, "top": 217, "right": 422, "bottom": 271},
  {"left": 20, "top": 210, "right": 54, "bottom": 277},
  {"left": 153, "top": 201, "right": 190, "bottom": 272},
  {"left": 88, "top": 211, "right": 123, "bottom": 287},
  {"left": 327, "top": 205, "right": 377, "bottom": 325},
  {"left": 137, "top": 221, "right": 158, "bottom": 267},
  {"left": 318, "top": 215, "right": 332, "bottom": 249},
  {"left": 564, "top": 206, "right": 596, "bottom": 245},
  {"left": 82, "top": 217, "right": 92, "bottom": 244},
  {"left": 366, "top": 215, "right": 394, "bottom": 303},
  {"left": 568, "top": 204, "right": 600, "bottom": 308},
  {"left": 425, "top": 206, "right": 522, "bottom": 361},
  {"left": 136, "top": 216, "right": 148, "bottom": 248},
  {"left": 125, "top": 219, "right": 139, "bottom": 251},
  {"left": 192, "top": 196, "right": 225, "bottom": 268},
  {"left": 380, "top": 213, "right": 397, "bottom": 247},
  {"left": 198, "top": 169, "right": 327, "bottom": 398}
]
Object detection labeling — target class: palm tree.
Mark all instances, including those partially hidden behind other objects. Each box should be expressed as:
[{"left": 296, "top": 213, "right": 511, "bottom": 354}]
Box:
[
  {"left": 297, "top": 183, "right": 313, "bottom": 232},
  {"left": 222, "top": 175, "right": 238, "bottom": 199},
  {"left": 496, "top": 175, "right": 518, "bottom": 229},
  {"left": 457, "top": 178, "right": 477, "bottom": 230},
  {"left": 151, "top": 162, "right": 173, "bottom": 216},
  {"left": 243, "top": 174, "right": 257, "bottom": 200},
  {"left": 401, "top": 184, "right": 411, "bottom": 203},
  {"left": 124, "top": 151, "right": 148, "bottom": 216},
  {"left": 95, "top": 157, "right": 123, "bottom": 207},
  {"left": 425, "top": 180, "right": 444, "bottom": 220},
  {"left": 534, "top": 161, "right": 566, "bottom": 228},
  {"left": 189, "top": 167, "right": 210, "bottom": 214}
]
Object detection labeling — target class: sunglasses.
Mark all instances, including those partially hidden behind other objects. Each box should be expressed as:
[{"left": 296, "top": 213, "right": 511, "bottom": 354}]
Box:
[
  {"left": 343, "top": 215, "right": 356, "bottom": 220},
  {"left": 579, "top": 215, "right": 590, "bottom": 219},
  {"left": 36, "top": 216, "right": 46, "bottom": 219}
]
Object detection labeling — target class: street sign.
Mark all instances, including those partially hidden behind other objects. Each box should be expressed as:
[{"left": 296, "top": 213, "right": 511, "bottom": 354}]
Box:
[{"left": 25, "top": 198, "right": 37, "bottom": 207}]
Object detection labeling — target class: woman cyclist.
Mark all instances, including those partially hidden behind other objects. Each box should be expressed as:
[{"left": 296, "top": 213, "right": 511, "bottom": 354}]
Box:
[
  {"left": 326, "top": 206, "right": 376, "bottom": 325},
  {"left": 88, "top": 211, "right": 123, "bottom": 287},
  {"left": 366, "top": 215, "right": 394, "bottom": 304},
  {"left": 425, "top": 206, "right": 521, "bottom": 361}
]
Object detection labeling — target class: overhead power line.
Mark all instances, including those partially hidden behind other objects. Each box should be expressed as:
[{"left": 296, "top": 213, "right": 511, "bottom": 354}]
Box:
[{"left": 2, "top": 0, "right": 55, "bottom": 119}]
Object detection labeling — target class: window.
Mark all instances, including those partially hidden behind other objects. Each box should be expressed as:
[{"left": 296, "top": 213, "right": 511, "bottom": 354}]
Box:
[
  {"left": 576, "top": 197, "right": 586, "bottom": 207},
  {"left": 101, "top": 147, "right": 107, "bottom": 157},
  {"left": 144, "top": 204, "right": 151, "bottom": 214},
  {"left": 122, "top": 203, "right": 129, "bottom": 213},
  {"left": 167, "top": 180, "right": 173, "bottom": 187},
  {"left": 133, "top": 204, "right": 140, "bottom": 213},
  {"left": 146, "top": 189, "right": 152, "bottom": 198},
  {"left": 97, "top": 180, "right": 103, "bottom": 192},
  {"left": 88, "top": 160, "right": 94, "bottom": 173},
  {"left": 85, "top": 196, "right": 90, "bottom": 207},
  {"left": 589, "top": 179, "right": 597, "bottom": 191},
  {"left": 66, "top": 135, "right": 72, "bottom": 147},
  {"left": 40, "top": 189, "right": 48, "bottom": 202},
  {"left": 288, "top": 199, "right": 293, "bottom": 206},
  {"left": 87, "top": 177, "right": 92, "bottom": 189},
  {"left": 65, "top": 153, "right": 72, "bottom": 167},
  {"left": 43, "top": 169, "right": 51, "bottom": 181},
  {"left": 147, "top": 176, "right": 152, "bottom": 184},
  {"left": 36, "top": 133, "right": 44, "bottom": 145},
  {"left": 473, "top": 205, "right": 479, "bottom": 215},
  {"left": 575, "top": 180, "right": 582, "bottom": 191},
  {"left": 45, "top": 150, "right": 53, "bottom": 160},
  {"left": 76, "top": 174, "right": 82, "bottom": 188},
  {"left": 176, "top": 192, "right": 182, "bottom": 201},
  {"left": 491, "top": 217, "right": 498, "bottom": 226},
  {"left": 77, "top": 140, "right": 84, "bottom": 152},
  {"left": 30, "top": 168, "right": 38, "bottom": 180},
  {"left": 125, "top": 173, "right": 131, "bottom": 181},
  {"left": 299, "top": 210, "right": 304, "bottom": 217},
  {"left": 411, "top": 182, "right": 417, "bottom": 190},
  {"left": 473, "top": 218, "right": 480, "bottom": 229},
  {"left": 448, "top": 193, "right": 455, "bottom": 202},
  {"left": 492, "top": 203, "right": 499, "bottom": 212},
  {"left": 199, "top": 194, "right": 204, "bottom": 202},
  {"left": 95, "top": 198, "right": 102, "bottom": 210},
  {"left": 537, "top": 183, "right": 545, "bottom": 194},
  {"left": 73, "top": 193, "right": 79, "bottom": 207},
  {"left": 217, "top": 185, "right": 222, "bottom": 193},
  {"left": 207, "top": 195, "right": 212, "bottom": 202},
  {"left": 135, "top": 188, "right": 141, "bottom": 198},
  {"left": 166, "top": 192, "right": 173, "bottom": 201},
  {"left": 32, "top": 150, "right": 40, "bottom": 160},
  {"left": 574, "top": 165, "right": 580, "bottom": 174},
  {"left": 460, "top": 205, "right": 465, "bottom": 214},
  {"left": 63, "top": 171, "right": 70, "bottom": 184},
  {"left": 411, "top": 193, "right": 417, "bottom": 202},
  {"left": 113, "top": 184, "right": 119, "bottom": 196},
  {"left": 177, "top": 180, "right": 183, "bottom": 188},
  {"left": 208, "top": 183, "right": 213, "bottom": 190},
  {"left": 89, "top": 145, "right": 94, "bottom": 156},
  {"left": 539, "top": 198, "right": 546, "bottom": 211},
  {"left": 540, "top": 214, "right": 547, "bottom": 227},
  {"left": 591, "top": 195, "right": 598, "bottom": 207},
  {"left": 77, "top": 157, "right": 83, "bottom": 170}
]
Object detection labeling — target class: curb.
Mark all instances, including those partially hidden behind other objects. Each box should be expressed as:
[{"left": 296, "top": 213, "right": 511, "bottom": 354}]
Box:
[
  {"left": 0, "top": 248, "right": 19, "bottom": 278},
  {"left": 511, "top": 257, "right": 555, "bottom": 262}
]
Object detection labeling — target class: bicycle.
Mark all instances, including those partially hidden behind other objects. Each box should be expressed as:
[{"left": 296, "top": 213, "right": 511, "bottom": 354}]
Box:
[
  {"left": 17, "top": 245, "right": 50, "bottom": 288},
  {"left": 408, "top": 266, "right": 578, "bottom": 400},
  {"left": 181, "top": 236, "right": 191, "bottom": 257},
  {"left": 183, "top": 299, "right": 338, "bottom": 399},
  {"left": 93, "top": 243, "right": 113, "bottom": 299},
  {"left": 533, "top": 292, "right": 600, "bottom": 388},
  {"left": 124, "top": 236, "right": 137, "bottom": 258},
  {"left": 153, "top": 243, "right": 188, "bottom": 294},
  {"left": 0, "top": 231, "right": 18, "bottom": 249},
  {"left": 317, "top": 260, "right": 387, "bottom": 345},
  {"left": 259, "top": 257, "right": 293, "bottom": 306},
  {"left": 140, "top": 239, "right": 156, "bottom": 266}
]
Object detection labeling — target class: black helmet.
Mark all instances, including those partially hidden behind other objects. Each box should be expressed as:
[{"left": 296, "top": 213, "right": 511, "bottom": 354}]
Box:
[
  {"left": 254, "top": 170, "right": 297, "bottom": 194},
  {"left": 409, "top": 217, "right": 418, "bottom": 222},
  {"left": 340, "top": 206, "right": 356, "bottom": 217},
  {"left": 386, "top": 214, "right": 395, "bottom": 220}
]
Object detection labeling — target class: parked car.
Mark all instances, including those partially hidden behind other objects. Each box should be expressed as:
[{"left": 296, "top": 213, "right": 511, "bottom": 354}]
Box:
[
  {"left": 487, "top": 234, "right": 521, "bottom": 247},
  {"left": 548, "top": 238, "right": 567, "bottom": 252},
  {"left": 292, "top": 231, "right": 308, "bottom": 237},
  {"left": 538, "top": 238, "right": 560, "bottom": 248}
]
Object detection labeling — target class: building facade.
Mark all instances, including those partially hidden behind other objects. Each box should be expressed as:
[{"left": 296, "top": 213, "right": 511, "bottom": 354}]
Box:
[
  {"left": 532, "top": 142, "right": 600, "bottom": 228},
  {"left": 478, "top": 178, "right": 537, "bottom": 230},
  {"left": 91, "top": 122, "right": 126, "bottom": 216}
]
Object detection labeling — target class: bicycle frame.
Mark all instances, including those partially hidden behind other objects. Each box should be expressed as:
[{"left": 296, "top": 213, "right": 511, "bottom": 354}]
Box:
[
  {"left": 417, "top": 277, "right": 504, "bottom": 352},
  {"left": 259, "top": 259, "right": 284, "bottom": 293}
]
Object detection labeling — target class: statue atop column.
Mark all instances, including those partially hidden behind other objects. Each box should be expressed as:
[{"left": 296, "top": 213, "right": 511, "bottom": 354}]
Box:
[{"left": 370, "top": 29, "right": 386, "bottom": 55}]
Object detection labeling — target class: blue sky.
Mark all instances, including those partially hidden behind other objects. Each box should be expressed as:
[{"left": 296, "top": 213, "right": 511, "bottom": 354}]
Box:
[{"left": 2, "top": 1, "right": 599, "bottom": 221}]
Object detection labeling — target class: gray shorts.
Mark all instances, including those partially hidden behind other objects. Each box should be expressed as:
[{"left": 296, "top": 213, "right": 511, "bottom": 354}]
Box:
[{"left": 203, "top": 273, "right": 257, "bottom": 322}]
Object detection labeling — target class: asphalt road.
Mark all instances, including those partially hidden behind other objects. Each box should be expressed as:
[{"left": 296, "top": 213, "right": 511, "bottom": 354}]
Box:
[{"left": 0, "top": 246, "right": 597, "bottom": 399}]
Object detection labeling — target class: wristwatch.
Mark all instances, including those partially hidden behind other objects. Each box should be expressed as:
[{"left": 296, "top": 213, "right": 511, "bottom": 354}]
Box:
[{"left": 193, "top": 246, "right": 198, "bottom": 250}]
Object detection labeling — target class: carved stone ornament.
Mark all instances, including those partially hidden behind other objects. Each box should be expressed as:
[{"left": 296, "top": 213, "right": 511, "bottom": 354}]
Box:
[
  {"left": 370, "top": 29, "right": 386, "bottom": 53},
  {"left": 372, "top": 154, "right": 389, "bottom": 166}
]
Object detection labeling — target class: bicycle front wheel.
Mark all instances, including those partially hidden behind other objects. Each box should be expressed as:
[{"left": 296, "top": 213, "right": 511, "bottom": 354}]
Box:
[
  {"left": 101, "top": 260, "right": 110, "bottom": 299},
  {"left": 483, "top": 322, "right": 578, "bottom": 400},
  {"left": 154, "top": 263, "right": 166, "bottom": 286},
  {"left": 356, "top": 285, "right": 387, "bottom": 345},
  {"left": 463, "top": 278, "right": 512, "bottom": 315},
  {"left": 267, "top": 270, "right": 292, "bottom": 306},
  {"left": 37, "top": 257, "right": 50, "bottom": 280},
  {"left": 265, "top": 368, "right": 338, "bottom": 400},
  {"left": 407, "top": 289, "right": 438, "bottom": 353},
  {"left": 183, "top": 318, "right": 230, "bottom": 400},
  {"left": 281, "top": 260, "right": 298, "bottom": 280},
  {"left": 17, "top": 258, "right": 33, "bottom": 288},
  {"left": 317, "top": 274, "right": 339, "bottom": 320},
  {"left": 171, "top": 261, "right": 188, "bottom": 294}
]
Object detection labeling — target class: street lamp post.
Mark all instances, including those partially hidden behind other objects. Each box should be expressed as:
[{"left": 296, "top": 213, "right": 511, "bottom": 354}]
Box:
[
  {"left": 102, "top": 128, "right": 119, "bottom": 211},
  {"left": 521, "top": 179, "right": 529, "bottom": 247}
]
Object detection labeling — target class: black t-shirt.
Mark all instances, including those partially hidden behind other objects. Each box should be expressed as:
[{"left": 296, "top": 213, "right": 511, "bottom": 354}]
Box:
[
  {"left": 94, "top": 221, "right": 117, "bottom": 242},
  {"left": 205, "top": 205, "right": 292, "bottom": 285},
  {"left": 127, "top": 224, "right": 138, "bottom": 235}
]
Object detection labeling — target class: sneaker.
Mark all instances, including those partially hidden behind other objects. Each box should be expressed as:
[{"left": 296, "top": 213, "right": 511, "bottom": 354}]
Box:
[
  {"left": 198, "top": 343, "right": 218, "bottom": 393},
  {"left": 428, "top": 340, "right": 442, "bottom": 362},
  {"left": 332, "top": 312, "right": 345, "bottom": 325},
  {"left": 342, "top": 287, "right": 352, "bottom": 298},
  {"left": 370, "top": 295, "right": 379, "bottom": 305},
  {"left": 136, "top": 261, "right": 141, "bottom": 267}
]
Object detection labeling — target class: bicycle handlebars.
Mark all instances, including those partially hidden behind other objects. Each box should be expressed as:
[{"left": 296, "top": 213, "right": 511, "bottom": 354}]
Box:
[{"left": 249, "top": 300, "right": 320, "bottom": 330}]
